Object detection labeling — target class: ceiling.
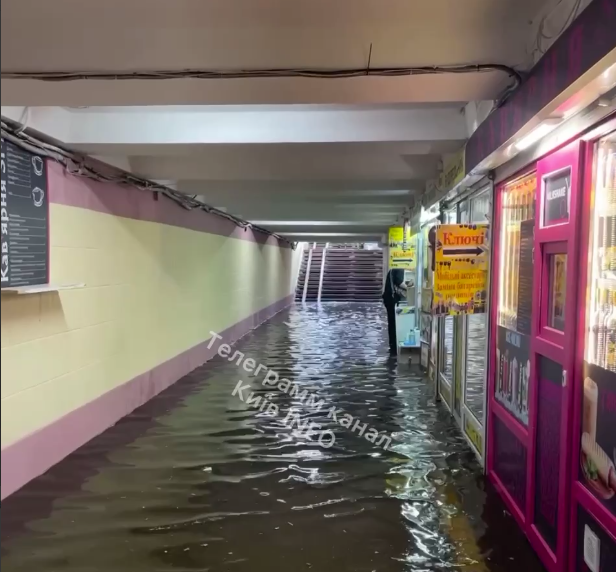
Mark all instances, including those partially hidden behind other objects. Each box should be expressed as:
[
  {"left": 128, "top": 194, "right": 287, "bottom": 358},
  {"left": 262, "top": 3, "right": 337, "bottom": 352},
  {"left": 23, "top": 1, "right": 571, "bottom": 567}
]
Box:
[
  {"left": 1, "top": 0, "right": 546, "bottom": 71},
  {"left": 1, "top": 0, "right": 564, "bottom": 243}
]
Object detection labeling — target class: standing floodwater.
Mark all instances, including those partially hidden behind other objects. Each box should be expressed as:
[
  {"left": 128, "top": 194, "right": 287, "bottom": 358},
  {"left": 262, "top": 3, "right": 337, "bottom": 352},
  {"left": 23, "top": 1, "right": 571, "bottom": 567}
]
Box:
[{"left": 2, "top": 303, "right": 544, "bottom": 571}]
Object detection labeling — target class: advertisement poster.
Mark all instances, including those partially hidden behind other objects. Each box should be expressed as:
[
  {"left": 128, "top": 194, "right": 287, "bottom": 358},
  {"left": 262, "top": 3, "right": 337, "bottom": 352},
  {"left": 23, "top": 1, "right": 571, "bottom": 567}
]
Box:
[
  {"left": 579, "top": 362, "right": 616, "bottom": 516},
  {"left": 388, "top": 226, "right": 416, "bottom": 270},
  {"left": 516, "top": 219, "right": 535, "bottom": 336},
  {"left": 464, "top": 412, "right": 483, "bottom": 456},
  {"left": 495, "top": 326, "right": 530, "bottom": 426},
  {"left": 534, "top": 357, "right": 564, "bottom": 551},
  {"left": 550, "top": 254, "right": 567, "bottom": 331},
  {"left": 544, "top": 169, "right": 571, "bottom": 226},
  {"left": 576, "top": 508, "right": 616, "bottom": 572},
  {"left": 438, "top": 149, "right": 465, "bottom": 192},
  {"left": 432, "top": 224, "right": 489, "bottom": 316}
]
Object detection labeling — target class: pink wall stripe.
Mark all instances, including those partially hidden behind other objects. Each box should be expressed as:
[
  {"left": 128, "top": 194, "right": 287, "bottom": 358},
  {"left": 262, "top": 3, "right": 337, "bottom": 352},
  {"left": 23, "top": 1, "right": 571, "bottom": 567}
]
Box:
[
  {"left": 1, "top": 293, "right": 295, "bottom": 500},
  {"left": 48, "top": 162, "right": 291, "bottom": 248}
]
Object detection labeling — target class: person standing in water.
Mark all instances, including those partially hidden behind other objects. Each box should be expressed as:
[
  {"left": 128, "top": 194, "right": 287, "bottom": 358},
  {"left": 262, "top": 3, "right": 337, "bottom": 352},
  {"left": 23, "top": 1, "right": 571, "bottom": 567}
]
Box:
[{"left": 382, "top": 268, "right": 407, "bottom": 355}]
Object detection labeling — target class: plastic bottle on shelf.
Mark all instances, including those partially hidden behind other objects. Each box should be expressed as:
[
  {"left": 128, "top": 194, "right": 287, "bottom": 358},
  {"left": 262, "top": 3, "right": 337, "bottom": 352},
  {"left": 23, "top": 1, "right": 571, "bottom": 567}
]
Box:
[
  {"left": 520, "top": 186, "right": 529, "bottom": 223},
  {"left": 605, "top": 152, "right": 616, "bottom": 273},
  {"left": 602, "top": 212, "right": 611, "bottom": 275},
  {"left": 600, "top": 290, "right": 614, "bottom": 369},
  {"left": 503, "top": 349, "right": 510, "bottom": 401},
  {"left": 497, "top": 348, "right": 502, "bottom": 394},
  {"left": 610, "top": 190, "right": 616, "bottom": 274},
  {"left": 508, "top": 191, "right": 519, "bottom": 329},
  {"left": 523, "top": 360, "right": 530, "bottom": 415},
  {"left": 500, "top": 192, "right": 510, "bottom": 327},
  {"left": 511, "top": 193, "right": 521, "bottom": 325},
  {"left": 592, "top": 287, "right": 607, "bottom": 366},
  {"left": 511, "top": 357, "right": 519, "bottom": 408},
  {"left": 530, "top": 181, "right": 537, "bottom": 220},
  {"left": 607, "top": 290, "right": 616, "bottom": 372}
]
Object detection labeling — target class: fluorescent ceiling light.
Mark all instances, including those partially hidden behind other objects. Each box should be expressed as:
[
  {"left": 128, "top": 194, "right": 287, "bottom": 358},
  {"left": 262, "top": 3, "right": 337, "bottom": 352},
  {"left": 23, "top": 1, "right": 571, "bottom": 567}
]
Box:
[
  {"left": 251, "top": 221, "right": 383, "bottom": 226},
  {"left": 515, "top": 120, "right": 561, "bottom": 151},
  {"left": 603, "top": 64, "right": 616, "bottom": 87},
  {"left": 281, "top": 232, "right": 377, "bottom": 237}
]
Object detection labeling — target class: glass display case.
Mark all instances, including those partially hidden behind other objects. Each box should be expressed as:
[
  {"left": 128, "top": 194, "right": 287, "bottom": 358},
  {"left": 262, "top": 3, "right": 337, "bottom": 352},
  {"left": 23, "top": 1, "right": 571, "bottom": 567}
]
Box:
[
  {"left": 463, "top": 190, "right": 491, "bottom": 423},
  {"left": 586, "top": 133, "right": 616, "bottom": 372},
  {"left": 438, "top": 208, "right": 458, "bottom": 412},
  {"left": 494, "top": 172, "right": 537, "bottom": 427},
  {"left": 579, "top": 130, "right": 616, "bottom": 520},
  {"left": 497, "top": 173, "right": 537, "bottom": 332}
]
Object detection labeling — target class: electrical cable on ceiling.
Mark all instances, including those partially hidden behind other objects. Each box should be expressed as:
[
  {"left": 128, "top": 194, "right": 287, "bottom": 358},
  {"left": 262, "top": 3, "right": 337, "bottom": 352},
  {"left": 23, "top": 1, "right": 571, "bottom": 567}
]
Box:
[
  {"left": 0, "top": 63, "right": 523, "bottom": 237},
  {"left": 1, "top": 64, "right": 521, "bottom": 82},
  {"left": 1, "top": 63, "right": 523, "bottom": 103},
  {"left": 0, "top": 120, "right": 294, "bottom": 248}
]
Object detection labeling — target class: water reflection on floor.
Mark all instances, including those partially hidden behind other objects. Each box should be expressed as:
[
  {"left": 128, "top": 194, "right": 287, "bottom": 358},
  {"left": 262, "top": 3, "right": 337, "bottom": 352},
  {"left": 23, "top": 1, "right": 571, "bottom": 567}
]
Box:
[{"left": 2, "top": 303, "right": 544, "bottom": 572}]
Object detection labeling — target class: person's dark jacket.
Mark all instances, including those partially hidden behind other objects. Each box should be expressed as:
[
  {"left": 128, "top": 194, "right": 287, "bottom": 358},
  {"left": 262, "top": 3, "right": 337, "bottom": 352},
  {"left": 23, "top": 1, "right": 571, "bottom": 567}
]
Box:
[{"left": 382, "top": 269, "right": 405, "bottom": 306}]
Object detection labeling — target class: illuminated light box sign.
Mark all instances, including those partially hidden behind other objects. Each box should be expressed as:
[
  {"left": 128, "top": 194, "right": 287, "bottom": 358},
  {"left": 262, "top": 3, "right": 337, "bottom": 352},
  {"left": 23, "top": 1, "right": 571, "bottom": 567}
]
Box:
[
  {"left": 432, "top": 223, "right": 489, "bottom": 316},
  {"left": 388, "top": 226, "right": 417, "bottom": 270}
]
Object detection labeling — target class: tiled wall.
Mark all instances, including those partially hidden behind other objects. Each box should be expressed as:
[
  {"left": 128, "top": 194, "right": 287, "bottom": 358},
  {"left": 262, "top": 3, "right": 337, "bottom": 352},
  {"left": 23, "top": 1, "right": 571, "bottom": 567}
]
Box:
[{"left": 1, "top": 163, "right": 302, "bottom": 497}]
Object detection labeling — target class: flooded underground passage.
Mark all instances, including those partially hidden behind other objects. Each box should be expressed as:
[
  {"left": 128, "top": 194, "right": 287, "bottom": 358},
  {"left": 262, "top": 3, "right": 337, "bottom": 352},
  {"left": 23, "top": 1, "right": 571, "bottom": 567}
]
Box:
[
  {"left": 1, "top": 303, "right": 546, "bottom": 572},
  {"left": 3, "top": 3, "right": 616, "bottom": 571}
]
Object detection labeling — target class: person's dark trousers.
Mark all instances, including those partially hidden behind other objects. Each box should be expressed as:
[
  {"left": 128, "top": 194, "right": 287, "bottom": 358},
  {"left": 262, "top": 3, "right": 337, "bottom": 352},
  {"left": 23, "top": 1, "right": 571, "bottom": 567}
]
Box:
[{"left": 384, "top": 301, "right": 397, "bottom": 354}]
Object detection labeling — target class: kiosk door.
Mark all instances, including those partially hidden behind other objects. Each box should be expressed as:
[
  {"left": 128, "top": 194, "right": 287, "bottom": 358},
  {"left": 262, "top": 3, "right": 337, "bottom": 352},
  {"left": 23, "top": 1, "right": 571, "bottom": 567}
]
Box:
[{"left": 528, "top": 140, "right": 584, "bottom": 572}]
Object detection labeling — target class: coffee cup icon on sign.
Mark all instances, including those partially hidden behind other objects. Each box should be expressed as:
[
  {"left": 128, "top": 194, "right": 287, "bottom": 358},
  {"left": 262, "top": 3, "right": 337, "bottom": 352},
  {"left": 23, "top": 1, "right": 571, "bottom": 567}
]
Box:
[
  {"left": 32, "top": 187, "right": 45, "bottom": 208},
  {"left": 32, "top": 156, "right": 44, "bottom": 176}
]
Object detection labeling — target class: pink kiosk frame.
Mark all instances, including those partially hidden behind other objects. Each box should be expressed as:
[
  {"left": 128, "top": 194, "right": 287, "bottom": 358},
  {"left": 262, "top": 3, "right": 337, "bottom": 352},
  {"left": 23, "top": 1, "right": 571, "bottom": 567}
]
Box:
[{"left": 487, "top": 115, "right": 616, "bottom": 572}]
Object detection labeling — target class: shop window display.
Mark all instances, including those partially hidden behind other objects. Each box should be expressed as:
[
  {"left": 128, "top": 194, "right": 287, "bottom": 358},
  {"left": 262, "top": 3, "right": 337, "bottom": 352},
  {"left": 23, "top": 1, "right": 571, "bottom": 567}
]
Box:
[
  {"left": 464, "top": 191, "right": 491, "bottom": 422},
  {"left": 581, "top": 132, "right": 616, "bottom": 517},
  {"left": 495, "top": 173, "right": 536, "bottom": 425}
]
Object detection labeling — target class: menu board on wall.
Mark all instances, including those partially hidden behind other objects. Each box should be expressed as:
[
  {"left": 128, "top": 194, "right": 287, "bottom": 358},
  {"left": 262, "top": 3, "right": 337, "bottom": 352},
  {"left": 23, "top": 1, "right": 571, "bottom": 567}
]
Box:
[
  {"left": 534, "top": 356, "right": 564, "bottom": 551},
  {"left": 579, "top": 362, "right": 616, "bottom": 516},
  {"left": 495, "top": 326, "right": 530, "bottom": 425},
  {"left": 516, "top": 220, "right": 535, "bottom": 336},
  {"left": 1, "top": 138, "right": 49, "bottom": 288}
]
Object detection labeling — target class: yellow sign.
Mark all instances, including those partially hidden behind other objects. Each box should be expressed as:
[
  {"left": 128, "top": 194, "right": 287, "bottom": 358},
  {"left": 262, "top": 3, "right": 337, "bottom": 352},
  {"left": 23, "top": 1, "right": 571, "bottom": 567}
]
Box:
[
  {"left": 438, "top": 149, "right": 465, "bottom": 192},
  {"left": 388, "top": 226, "right": 416, "bottom": 270},
  {"left": 433, "top": 224, "right": 489, "bottom": 316},
  {"left": 464, "top": 414, "right": 483, "bottom": 455},
  {"left": 422, "top": 148, "right": 466, "bottom": 208}
]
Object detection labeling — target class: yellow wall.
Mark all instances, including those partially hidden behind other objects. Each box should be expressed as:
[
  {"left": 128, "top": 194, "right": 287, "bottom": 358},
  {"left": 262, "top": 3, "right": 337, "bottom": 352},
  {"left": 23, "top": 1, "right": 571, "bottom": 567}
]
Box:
[{"left": 1, "top": 203, "right": 302, "bottom": 448}]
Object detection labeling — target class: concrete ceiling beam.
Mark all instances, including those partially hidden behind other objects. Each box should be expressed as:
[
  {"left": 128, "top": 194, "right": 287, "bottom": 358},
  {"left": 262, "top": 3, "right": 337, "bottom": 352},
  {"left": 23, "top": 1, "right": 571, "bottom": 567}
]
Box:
[{"left": 3, "top": 106, "right": 467, "bottom": 146}]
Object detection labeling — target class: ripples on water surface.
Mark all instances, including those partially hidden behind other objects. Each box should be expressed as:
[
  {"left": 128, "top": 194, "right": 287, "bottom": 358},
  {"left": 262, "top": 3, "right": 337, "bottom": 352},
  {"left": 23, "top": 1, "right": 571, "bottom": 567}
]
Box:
[{"left": 2, "top": 303, "right": 544, "bottom": 572}]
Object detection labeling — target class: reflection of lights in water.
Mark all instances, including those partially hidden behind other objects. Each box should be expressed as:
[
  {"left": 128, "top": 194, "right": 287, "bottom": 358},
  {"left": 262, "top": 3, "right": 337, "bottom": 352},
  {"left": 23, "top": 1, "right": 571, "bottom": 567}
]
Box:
[
  {"left": 294, "top": 448, "right": 326, "bottom": 461},
  {"left": 1, "top": 303, "right": 531, "bottom": 571}
]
